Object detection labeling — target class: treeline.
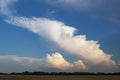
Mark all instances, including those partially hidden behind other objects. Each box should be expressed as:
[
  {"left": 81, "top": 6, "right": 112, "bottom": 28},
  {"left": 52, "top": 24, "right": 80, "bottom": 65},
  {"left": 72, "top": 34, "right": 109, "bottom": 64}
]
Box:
[{"left": 0, "top": 71, "right": 120, "bottom": 75}]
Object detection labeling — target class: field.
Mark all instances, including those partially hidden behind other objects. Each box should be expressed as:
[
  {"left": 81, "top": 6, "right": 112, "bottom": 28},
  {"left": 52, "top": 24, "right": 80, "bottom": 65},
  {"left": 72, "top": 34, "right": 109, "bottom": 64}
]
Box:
[{"left": 0, "top": 75, "right": 120, "bottom": 80}]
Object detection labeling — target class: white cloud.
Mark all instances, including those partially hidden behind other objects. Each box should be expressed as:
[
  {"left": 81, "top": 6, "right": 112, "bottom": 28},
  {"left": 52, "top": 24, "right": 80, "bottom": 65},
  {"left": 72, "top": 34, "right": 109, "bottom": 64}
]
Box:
[
  {"left": 0, "top": 52, "right": 86, "bottom": 73},
  {"left": 0, "top": 0, "right": 119, "bottom": 72},
  {"left": 0, "top": 55, "right": 43, "bottom": 72},
  {"left": 45, "top": 52, "right": 86, "bottom": 71},
  {"left": 6, "top": 16, "right": 119, "bottom": 72},
  {"left": 0, "top": 0, "right": 17, "bottom": 16}
]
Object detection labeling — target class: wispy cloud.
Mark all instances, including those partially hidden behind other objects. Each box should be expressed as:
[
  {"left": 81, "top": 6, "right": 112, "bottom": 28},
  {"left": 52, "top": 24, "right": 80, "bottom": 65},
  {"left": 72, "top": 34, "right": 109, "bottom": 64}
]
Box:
[
  {"left": 6, "top": 16, "right": 119, "bottom": 72},
  {"left": 45, "top": 0, "right": 103, "bottom": 12},
  {"left": 0, "top": 0, "right": 17, "bottom": 16},
  {"left": 45, "top": 0, "right": 120, "bottom": 23}
]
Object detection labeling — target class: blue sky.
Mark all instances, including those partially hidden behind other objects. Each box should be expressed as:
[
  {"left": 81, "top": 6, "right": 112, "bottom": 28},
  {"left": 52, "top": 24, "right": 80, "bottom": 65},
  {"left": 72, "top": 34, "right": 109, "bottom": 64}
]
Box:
[{"left": 0, "top": 0, "right": 120, "bottom": 72}]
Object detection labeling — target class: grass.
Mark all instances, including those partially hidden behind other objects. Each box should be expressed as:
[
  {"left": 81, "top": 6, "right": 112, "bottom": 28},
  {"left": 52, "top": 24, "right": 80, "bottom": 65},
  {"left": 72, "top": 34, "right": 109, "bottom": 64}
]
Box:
[{"left": 0, "top": 75, "right": 120, "bottom": 80}]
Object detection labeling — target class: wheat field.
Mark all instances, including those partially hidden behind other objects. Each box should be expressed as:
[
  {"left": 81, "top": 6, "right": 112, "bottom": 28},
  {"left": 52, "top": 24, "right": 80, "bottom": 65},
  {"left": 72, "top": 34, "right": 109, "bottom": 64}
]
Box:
[{"left": 0, "top": 75, "right": 120, "bottom": 80}]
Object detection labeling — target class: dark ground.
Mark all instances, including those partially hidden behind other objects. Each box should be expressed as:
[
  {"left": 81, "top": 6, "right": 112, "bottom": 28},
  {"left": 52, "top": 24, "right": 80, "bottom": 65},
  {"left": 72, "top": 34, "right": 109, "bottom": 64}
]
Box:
[{"left": 0, "top": 75, "right": 120, "bottom": 80}]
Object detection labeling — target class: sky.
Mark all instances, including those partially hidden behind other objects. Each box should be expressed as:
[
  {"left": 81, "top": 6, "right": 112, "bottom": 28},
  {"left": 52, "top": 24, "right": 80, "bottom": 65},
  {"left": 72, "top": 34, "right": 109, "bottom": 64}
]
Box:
[{"left": 0, "top": 0, "right": 120, "bottom": 73}]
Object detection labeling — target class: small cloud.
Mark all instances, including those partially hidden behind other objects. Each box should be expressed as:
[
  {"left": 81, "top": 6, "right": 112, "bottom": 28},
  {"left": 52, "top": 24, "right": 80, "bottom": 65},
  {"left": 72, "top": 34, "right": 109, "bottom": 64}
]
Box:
[
  {"left": 45, "top": 52, "right": 86, "bottom": 71},
  {"left": 44, "top": 9, "right": 57, "bottom": 19},
  {"left": 49, "top": 10, "right": 56, "bottom": 14}
]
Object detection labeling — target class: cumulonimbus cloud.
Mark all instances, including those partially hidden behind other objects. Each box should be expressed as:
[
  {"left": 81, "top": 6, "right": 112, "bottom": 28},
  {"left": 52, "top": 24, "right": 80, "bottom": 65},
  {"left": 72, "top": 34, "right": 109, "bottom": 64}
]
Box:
[
  {"left": 0, "top": 0, "right": 119, "bottom": 72},
  {"left": 0, "top": 52, "right": 86, "bottom": 73},
  {"left": 6, "top": 16, "right": 119, "bottom": 72}
]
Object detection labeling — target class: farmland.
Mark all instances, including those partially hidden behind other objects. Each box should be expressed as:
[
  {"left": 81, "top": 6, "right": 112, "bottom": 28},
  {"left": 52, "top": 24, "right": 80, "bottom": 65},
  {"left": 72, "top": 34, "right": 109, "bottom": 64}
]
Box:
[{"left": 0, "top": 75, "right": 119, "bottom": 80}]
